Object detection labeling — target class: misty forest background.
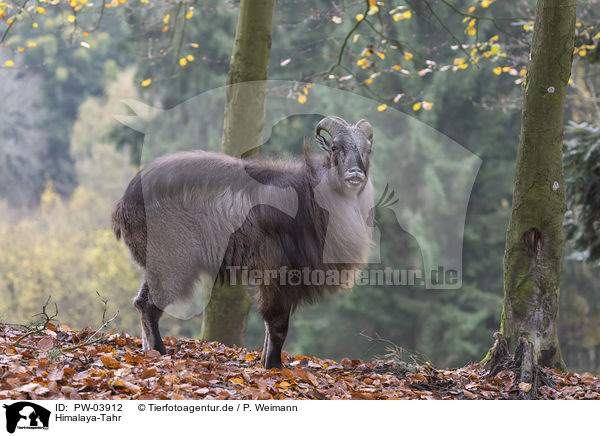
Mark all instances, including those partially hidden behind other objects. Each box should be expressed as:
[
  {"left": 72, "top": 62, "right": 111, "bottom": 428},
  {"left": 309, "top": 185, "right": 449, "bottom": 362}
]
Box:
[{"left": 1, "top": 0, "right": 600, "bottom": 373}]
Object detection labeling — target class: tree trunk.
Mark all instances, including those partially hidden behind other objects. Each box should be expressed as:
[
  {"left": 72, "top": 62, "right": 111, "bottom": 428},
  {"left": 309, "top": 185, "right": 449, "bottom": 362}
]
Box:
[
  {"left": 201, "top": 0, "right": 276, "bottom": 346},
  {"left": 501, "top": 0, "right": 576, "bottom": 370}
]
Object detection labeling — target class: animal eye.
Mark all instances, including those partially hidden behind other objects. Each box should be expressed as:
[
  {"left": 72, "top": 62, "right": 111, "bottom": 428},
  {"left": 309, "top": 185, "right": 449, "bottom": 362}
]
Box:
[{"left": 331, "top": 145, "right": 338, "bottom": 152}]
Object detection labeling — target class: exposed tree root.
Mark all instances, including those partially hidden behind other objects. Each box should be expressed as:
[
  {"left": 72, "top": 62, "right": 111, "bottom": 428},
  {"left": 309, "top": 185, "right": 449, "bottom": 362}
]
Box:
[{"left": 486, "top": 332, "right": 556, "bottom": 399}]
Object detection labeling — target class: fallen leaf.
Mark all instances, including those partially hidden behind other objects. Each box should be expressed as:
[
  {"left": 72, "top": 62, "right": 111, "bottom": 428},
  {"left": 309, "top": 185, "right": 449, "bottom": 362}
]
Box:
[
  {"left": 518, "top": 382, "right": 532, "bottom": 393},
  {"left": 37, "top": 337, "right": 54, "bottom": 351},
  {"left": 100, "top": 356, "right": 121, "bottom": 369}
]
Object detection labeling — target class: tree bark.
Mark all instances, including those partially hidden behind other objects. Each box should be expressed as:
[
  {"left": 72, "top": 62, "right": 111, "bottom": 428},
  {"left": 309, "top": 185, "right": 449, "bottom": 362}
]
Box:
[
  {"left": 201, "top": 0, "right": 276, "bottom": 346},
  {"left": 501, "top": 0, "right": 576, "bottom": 370}
]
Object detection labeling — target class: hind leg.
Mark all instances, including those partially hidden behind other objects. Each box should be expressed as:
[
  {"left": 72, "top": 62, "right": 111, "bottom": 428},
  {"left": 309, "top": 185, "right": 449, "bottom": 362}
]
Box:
[
  {"left": 133, "top": 281, "right": 167, "bottom": 354},
  {"left": 261, "top": 304, "right": 290, "bottom": 369}
]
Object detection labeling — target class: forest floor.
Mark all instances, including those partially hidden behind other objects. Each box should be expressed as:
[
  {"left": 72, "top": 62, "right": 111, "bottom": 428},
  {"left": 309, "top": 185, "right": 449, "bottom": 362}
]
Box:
[{"left": 0, "top": 322, "right": 599, "bottom": 400}]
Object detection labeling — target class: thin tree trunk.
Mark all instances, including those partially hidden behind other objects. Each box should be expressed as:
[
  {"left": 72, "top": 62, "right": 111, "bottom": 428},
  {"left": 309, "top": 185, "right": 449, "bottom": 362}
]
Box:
[
  {"left": 201, "top": 0, "right": 276, "bottom": 346},
  {"left": 501, "top": 0, "right": 576, "bottom": 369}
]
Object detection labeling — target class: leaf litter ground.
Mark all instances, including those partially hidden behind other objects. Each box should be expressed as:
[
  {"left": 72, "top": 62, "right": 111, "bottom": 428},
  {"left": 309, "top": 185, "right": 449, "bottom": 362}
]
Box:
[{"left": 1, "top": 323, "right": 599, "bottom": 400}]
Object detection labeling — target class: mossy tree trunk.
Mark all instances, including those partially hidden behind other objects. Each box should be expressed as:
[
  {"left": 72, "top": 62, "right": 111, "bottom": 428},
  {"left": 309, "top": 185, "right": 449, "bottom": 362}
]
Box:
[
  {"left": 201, "top": 0, "right": 276, "bottom": 346},
  {"left": 501, "top": 0, "right": 576, "bottom": 370}
]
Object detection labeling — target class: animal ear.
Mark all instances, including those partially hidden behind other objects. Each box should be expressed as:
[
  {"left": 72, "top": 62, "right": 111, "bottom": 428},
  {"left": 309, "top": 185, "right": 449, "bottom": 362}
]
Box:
[{"left": 356, "top": 119, "right": 373, "bottom": 142}]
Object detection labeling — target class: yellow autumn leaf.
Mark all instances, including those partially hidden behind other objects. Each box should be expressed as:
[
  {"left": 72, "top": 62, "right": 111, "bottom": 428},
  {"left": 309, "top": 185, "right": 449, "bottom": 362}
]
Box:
[
  {"left": 367, "top": 5, "right": 378, "bottom": 15},
  {"left": 297, "top": 94, "right": 307, "bottom": 104},
  {"left": 36, "top": 6, "right": 46, "bottom": 14},
  {"left": 355, "top": 14, "right": 364, "bottom": 21},
  {"left": 230, "top": 377, "right": 244, "bottom": 384},
  {"left": 393, "top": 65, "right": 402, "bottom": 71},
  {"left": 568, "top": 77, "right": 573, "bottom": 85},
  {"left": 365, "top": 78, "right": 373, "bottom": 84},
  {"left": 356, "top": 58, "right": 367, "bottom": 67},
  {"left": 519, "top": 68, "right": 527, "bottom": 76},
  {"left": 163, "top": 14, "right": 170, "bottom": 23},
  {"left": 179, "top": 58, "right": 187, "bottom": 66},
  {"left": 393, "top": 10, "right": 411, "bottom": 21},
  {"left": 404, "top": 52, "right": 413, "bottom": 60},
  {"left": 187, "top": 54, "right": 194, "bottom": 61},
  {"left": 377, "top": 104, "right": 387, "bottom": 112},
  {"left": 412, "top": 102, "right": 422, "bottom": 111},
  {"left": 302, "top": 87, "right": 308, "bottom": 94},
  {"left": 244, "top": 353, "right": 256, "bottom": 361},
  {"left": 467, "top": 6, "right": 475, "bottom": 13},
  {"left": 467, "top": 27, "right": 476, "bottom": 36},
  {"left": 502, "top": 66, "right": 511, "bottom": 72},
  {"left": 481, "top": 0, "right": 492, "bottom": 8},
  {"left": 4, "top": 60, "right": 14, "bottom": 66},
  {"left": 493, "top": 66, "right": 502, "bottom": 75},
  {"left": 376, "top": 51, "right": 385, "bottom": 59},
  {"left": 186, "top": 10, "right": 193, "bottom": 19},
  {"left": 141, "top": 78, "right": 151, "bottom": 87},
  {"left": 32, "top": 22, "right": 38, "bottom": 28},
  {"left": 278, "top": 381, "right": 292, "bottom": 389},
  {"left": 422, "top": 101, "right": 434, "bottom": 110},
  {"left": 579, "top": 49, "right": 587, "bottom": 57},
  {"left": 190, "top": 42, "right": 199, "bottom": 48},
  {"left": 67, "top": 15, "right": 76, "bottom": 23},
  {"left": 162, "top": 26, "right": 168, "bottom": 32}
]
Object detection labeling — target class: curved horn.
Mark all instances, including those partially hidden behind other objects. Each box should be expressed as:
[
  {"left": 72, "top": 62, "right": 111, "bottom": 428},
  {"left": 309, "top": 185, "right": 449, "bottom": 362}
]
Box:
[
  {"left": 355, "top": 119, "right": 373, "bottom": 141},
  {"left": 316, "top": 116, "right": 349, "bottom": 141}
]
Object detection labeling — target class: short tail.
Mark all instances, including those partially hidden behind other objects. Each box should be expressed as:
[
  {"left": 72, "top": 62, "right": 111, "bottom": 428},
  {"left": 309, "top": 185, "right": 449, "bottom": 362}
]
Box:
[{"left": 111, "top": 200, "right": 124, "bottom": 241}]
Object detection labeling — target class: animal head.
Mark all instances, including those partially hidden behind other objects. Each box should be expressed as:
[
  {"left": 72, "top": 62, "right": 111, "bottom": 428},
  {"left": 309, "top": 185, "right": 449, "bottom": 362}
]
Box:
[{"left": 315, "top": 116, "right": 373, "bottom": 194}]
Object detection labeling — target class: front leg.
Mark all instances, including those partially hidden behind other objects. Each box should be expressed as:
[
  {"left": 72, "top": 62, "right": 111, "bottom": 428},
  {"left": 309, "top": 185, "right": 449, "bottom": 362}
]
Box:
[
  {"left": 261, "top": 306, "right": 290, "bottom": 369},
  {"left": 260, "top": 321, "right": 271, "bottom": 367}
]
